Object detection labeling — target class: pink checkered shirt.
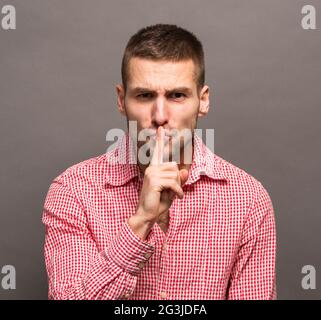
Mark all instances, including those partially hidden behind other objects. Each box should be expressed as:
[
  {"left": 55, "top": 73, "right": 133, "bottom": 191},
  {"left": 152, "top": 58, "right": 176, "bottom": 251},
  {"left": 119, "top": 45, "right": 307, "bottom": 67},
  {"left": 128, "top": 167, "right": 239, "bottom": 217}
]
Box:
[{"left": 42, "top": 132, "right": 277, "bottom": 300}]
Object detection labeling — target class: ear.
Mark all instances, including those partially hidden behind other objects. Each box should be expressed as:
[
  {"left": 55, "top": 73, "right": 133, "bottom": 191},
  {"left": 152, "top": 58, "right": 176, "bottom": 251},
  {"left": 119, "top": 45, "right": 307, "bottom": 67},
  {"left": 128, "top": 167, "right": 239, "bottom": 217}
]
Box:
[
  {"left": 198, "top": 85, "right": 210, "bottom": 118},
  {"left": 116, "top": 84, "right": 126, "bottom": 116}
]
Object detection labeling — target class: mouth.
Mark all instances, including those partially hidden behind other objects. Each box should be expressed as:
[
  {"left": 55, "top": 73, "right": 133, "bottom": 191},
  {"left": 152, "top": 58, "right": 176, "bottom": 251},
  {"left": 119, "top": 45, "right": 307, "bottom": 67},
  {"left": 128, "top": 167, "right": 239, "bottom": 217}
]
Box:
[
  {"left": 150, "top": 132, "right": 172, "bottom": 140},
  {"left": 149, "top": 129, "right": 174, "bottom": 137}
]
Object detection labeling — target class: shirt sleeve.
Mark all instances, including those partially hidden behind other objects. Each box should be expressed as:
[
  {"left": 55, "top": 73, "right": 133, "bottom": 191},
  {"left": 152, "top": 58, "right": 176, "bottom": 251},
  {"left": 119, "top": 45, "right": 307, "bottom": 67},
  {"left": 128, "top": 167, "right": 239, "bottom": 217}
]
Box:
[
  {"left": 227, "top": 183, "right": 277, "bottom": 300},
  {"left": 42, "top": 176, "right": 156, "bottom": 300}
]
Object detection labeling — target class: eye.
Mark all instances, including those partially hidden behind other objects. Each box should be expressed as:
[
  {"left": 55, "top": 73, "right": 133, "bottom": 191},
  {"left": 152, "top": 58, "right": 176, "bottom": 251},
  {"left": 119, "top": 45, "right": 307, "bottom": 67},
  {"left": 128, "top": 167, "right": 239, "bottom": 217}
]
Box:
[
  {"left": 137, "top": 92, "right": 153, "bottom": 100},
  {"left": 169, "top": 92, "right": 186, "bottom": 100}
]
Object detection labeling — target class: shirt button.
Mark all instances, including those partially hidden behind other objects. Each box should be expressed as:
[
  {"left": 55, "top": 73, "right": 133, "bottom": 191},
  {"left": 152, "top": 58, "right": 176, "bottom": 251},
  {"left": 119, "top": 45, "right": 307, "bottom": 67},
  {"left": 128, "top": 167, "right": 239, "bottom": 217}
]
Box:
[
  {"left": 144, "top": 252, "right": 152, "bottom": 259},
  {"left": 137, "top": 261, "right": 145, "bottom": 269},
  {"left": 162, "top": 242, "right": 168, "bottom": 251},
  {"left": 123, "top": 292, "right": 131, "bottom": 299},
  {"left": 160, "top": 291, "right": 167, "bottom": 299}
]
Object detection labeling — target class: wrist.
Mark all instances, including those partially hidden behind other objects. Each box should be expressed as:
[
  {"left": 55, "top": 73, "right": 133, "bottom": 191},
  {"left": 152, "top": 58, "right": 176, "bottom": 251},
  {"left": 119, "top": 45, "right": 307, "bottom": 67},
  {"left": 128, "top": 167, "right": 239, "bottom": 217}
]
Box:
[{"left": 128, "top": 211, "right": 155, "bottom": 241}]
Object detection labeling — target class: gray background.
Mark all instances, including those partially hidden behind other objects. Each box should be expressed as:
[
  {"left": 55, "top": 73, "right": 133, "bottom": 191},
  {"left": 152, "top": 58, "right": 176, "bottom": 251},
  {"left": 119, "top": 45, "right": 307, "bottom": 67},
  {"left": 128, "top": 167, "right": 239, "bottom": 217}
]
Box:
[{"left": 0, "top": 0, "right": 320, "bottom": 299}]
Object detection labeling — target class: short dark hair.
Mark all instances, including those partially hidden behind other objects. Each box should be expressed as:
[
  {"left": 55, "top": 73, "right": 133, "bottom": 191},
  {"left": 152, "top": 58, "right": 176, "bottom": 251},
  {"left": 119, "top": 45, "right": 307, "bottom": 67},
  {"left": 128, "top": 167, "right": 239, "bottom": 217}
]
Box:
[{"left": 121, "top": 24, "right": 205, "bottom": 91}]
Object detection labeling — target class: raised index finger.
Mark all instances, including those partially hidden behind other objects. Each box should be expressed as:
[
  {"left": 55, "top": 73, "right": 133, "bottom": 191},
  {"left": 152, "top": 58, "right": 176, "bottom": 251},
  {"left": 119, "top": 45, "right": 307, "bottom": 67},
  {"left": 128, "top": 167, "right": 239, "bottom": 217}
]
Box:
[{"left": 150, "top": 126, "right": 164, "bottom": 165}]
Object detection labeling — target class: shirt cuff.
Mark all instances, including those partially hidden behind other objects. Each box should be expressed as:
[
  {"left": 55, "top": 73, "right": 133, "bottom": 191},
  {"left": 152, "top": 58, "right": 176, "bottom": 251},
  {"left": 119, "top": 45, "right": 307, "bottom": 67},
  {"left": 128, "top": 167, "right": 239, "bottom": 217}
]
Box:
[{"left": 108, "top": 221, "right": 156, "bottom": 275}]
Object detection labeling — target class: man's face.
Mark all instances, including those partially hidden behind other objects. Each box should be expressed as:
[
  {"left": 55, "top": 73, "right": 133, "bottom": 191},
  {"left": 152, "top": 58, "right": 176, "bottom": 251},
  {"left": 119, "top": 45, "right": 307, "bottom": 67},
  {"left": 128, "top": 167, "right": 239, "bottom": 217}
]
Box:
[{"left": 116, "top": 57, "right": 209, "bottom": 165}]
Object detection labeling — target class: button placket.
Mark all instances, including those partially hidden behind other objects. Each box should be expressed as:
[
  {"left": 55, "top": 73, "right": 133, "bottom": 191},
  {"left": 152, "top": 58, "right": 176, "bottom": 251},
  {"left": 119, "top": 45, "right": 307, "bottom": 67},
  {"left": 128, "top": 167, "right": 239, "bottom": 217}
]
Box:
[
  {"left": 144, "top": 252, "right": 151, "bottom": 259},
  {"left": 162, "top": 241, "right": 168, "bottom": 252}
]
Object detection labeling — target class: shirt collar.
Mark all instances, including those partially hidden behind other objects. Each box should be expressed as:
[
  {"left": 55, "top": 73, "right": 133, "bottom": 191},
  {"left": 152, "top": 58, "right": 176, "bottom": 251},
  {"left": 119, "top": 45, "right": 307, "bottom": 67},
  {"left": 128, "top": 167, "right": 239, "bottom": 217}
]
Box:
[{"left": 104, "top": 132, "right": 229, "bottom": 187}]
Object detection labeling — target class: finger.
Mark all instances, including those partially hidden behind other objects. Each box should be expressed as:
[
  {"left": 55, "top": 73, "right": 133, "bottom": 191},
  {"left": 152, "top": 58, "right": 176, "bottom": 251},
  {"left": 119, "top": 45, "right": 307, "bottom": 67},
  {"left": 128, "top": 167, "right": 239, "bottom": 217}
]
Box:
[
  {"left": 179, "top": 169, "right": 189, "bottom": 186},
  {"left": 156, "top": 171, "right": 180, "bottom": 180},
  {"left": 160, "top": 167, "right": 187, "bottom": 185},
  {"left": 168, "top": 190, "right": 176, "bottom": 201},
  {"left": 161, "top": 189, "right": 176, "bottom": 203},
  {"left": 160, "top": 179, "right": 184, "bottom": 199},
  {"left": 151, "top": 126, "right": 164, "bottom": 165},
  {"left": 158, "top": 161, "right": 178, "bottom": 171}
]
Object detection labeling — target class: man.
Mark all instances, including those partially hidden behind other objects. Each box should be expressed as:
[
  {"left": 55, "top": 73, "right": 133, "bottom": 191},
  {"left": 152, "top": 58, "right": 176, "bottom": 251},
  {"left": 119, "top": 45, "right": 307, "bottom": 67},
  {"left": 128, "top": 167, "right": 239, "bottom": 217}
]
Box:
[{"left": 42, "top": 24, "right": 276, "bottom": 300}]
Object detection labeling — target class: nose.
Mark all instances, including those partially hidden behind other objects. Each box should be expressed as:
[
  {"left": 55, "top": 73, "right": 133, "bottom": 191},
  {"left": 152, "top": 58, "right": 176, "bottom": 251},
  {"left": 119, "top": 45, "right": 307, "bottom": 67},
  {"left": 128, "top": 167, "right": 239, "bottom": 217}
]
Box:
[{"left": 151, "top": 96, "right": 169, "bottom": 127}]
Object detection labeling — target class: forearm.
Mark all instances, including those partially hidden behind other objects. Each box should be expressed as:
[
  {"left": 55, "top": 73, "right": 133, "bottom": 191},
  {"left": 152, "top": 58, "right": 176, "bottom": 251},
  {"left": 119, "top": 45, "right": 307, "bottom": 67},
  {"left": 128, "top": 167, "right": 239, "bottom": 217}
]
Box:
[{"left": 45, "top": 221, "right": 156, "bottom": 300}]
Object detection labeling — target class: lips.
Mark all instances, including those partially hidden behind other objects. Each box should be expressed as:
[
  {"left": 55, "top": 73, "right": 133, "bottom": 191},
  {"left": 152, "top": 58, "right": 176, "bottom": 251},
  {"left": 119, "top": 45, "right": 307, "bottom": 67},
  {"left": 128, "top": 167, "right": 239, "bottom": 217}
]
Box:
[
  {"left": 150, "top": 134, "right": 171, "bottom": 141},
  {"left": 149, "top": 130, "right": 173, "bottom": 137}
]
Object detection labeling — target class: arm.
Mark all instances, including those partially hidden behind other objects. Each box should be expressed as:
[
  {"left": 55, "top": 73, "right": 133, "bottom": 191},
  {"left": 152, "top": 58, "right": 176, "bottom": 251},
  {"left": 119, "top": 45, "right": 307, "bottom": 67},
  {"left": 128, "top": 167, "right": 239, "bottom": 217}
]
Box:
[
  {"left": 42, "top": 177, "right": 155, "bottom": 300},
  {"left": 227, "top": 183, "right": 277, "bottom": 300}
]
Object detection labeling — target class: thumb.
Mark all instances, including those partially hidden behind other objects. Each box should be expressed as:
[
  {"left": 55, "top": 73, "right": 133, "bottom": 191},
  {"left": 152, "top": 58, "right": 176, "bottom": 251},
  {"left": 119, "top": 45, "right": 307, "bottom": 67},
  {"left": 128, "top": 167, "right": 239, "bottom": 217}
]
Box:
[{"left": 179, "top": 169, "right": 189, "bottom": 186}]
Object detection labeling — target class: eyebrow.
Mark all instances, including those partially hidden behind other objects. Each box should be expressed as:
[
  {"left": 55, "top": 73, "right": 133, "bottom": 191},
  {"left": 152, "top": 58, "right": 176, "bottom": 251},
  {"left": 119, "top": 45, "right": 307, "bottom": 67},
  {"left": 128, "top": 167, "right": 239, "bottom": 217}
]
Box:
[{"left": 130, "top": 87, "right": 193, "bottom": 95}]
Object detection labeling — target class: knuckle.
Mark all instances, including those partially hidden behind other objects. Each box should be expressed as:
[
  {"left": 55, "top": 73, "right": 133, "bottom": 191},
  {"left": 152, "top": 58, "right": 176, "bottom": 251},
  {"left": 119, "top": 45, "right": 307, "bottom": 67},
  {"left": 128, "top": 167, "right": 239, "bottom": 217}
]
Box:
[
  {"left": 164, "top": 161, "right": 177, "bottom": 169},
  {"left": 169, "top": 181, "right": 175, "bottom": 188},
  {"left": 173, "top": 181, "right": 178, "bottom": 189}
]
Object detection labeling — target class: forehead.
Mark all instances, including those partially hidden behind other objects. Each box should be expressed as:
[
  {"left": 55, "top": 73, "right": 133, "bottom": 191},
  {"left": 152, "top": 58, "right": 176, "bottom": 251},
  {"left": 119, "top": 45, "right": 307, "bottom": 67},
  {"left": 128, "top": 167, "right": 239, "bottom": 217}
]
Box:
[{"left": 127, "top": 58, "right": 197, "bottom": 90}]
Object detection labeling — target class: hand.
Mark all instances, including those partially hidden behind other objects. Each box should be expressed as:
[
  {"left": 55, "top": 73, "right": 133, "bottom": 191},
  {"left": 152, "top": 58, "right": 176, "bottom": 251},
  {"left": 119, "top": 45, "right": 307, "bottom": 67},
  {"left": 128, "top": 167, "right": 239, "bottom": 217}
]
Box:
[{"left": 128, "top": 126, "right": 189, "bottom": 238}]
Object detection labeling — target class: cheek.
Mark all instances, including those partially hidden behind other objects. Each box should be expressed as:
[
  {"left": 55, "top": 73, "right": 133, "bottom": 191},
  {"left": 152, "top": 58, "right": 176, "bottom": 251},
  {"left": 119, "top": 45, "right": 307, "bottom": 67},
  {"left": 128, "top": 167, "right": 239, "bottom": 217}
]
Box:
[
  {"left": 125, "top": 99, "right": 144, "bottom": 117},
  {"left": 125, "top": 101, "right": 152, "bottom": 127},
  {"left": 170, "top": 103, "right": 199, "bottom": 126}
]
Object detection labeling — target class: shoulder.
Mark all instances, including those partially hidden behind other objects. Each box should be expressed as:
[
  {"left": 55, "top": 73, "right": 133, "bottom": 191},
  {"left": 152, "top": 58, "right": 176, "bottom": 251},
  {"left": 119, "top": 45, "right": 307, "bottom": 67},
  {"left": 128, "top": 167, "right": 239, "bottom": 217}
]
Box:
[
  {"left": 51, "top": 152, "right": 111, "bottom": 188},
  {"left": 211, "top": 153, "right": 273, "bottom": 207}
]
